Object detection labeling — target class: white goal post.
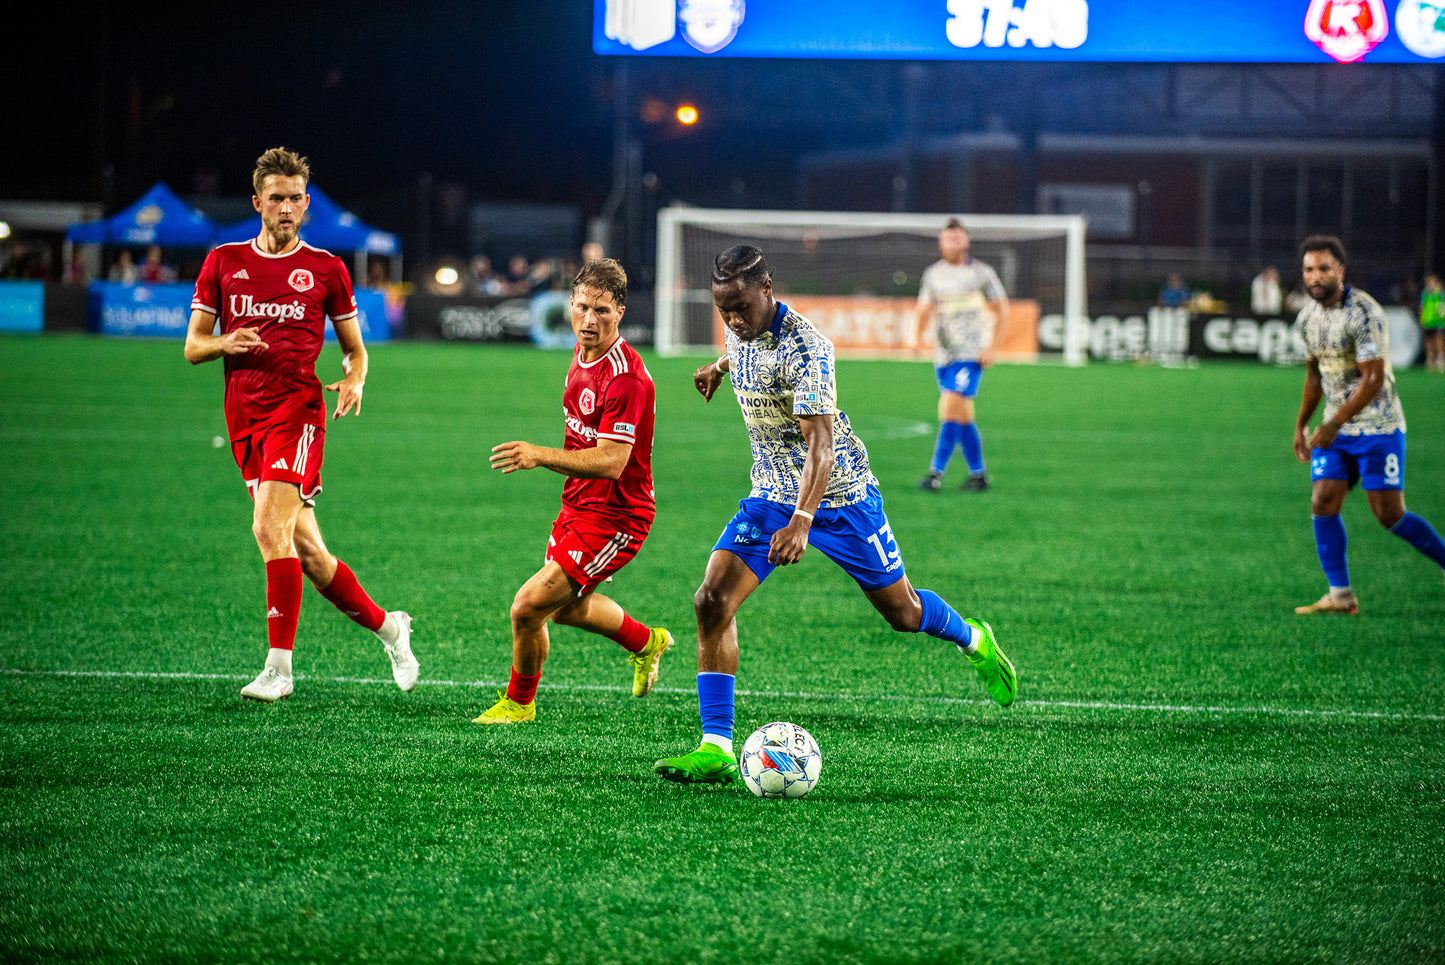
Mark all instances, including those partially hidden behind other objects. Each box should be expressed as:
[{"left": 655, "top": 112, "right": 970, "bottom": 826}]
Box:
[{"left": 655, "top": 207, "right": 1089, "bottom": 366}]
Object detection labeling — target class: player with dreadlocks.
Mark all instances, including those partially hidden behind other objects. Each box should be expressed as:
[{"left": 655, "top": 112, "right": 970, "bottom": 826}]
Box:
[{"left": 654, "top": 245, "right": 1017, "bottom": 786}]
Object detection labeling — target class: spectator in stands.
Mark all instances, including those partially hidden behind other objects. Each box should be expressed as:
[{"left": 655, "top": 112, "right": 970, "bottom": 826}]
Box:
[
  {"left": 0, "top": 242, "right": 25, "bottom": 279},
  {"left": 581, "top": 241, "right": 605, "bottom": 264},
  {"left": 1251, "top": 266, "right": 1283, "bottom": 316},
  {"left": 139, "top": 245, "right": 176, "bottom": 283},
  {"left": 64, "top": 252, "right": 88, "bottom": 284},
  {"left": 1158, "top": 273, "right": 1191, "bottom": 308},
  {"left": 108, "top": 250, "right": 139, "bottom": 284},
  {"left": 1420, "top": 272, "right": 1443, "bottom": 373},
  {"left": 366, "top": 260, "right": 390, "bottom": 288},
  {"left": 504, "top": 254, "right": 533, "bottom": 295},
  {"left": 471, "top": 256, "right": 504, "bottom": 295},
  {"left": 529, "top": 258, "right": 558, "bottom": 292},
  {"left": 556, "top": 257, "right": 581, "bottom": 291}
]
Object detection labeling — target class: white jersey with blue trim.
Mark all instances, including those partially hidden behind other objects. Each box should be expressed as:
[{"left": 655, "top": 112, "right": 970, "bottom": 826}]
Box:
[
  {"left": 1297, "top": 286, "right": 1405, "bottom": 435},
  {"left": 917, "top": 257, "right": 1007, "bottom": 366},
  {"left": 723, "top": 302, "right": 878, "bottom": 509}
]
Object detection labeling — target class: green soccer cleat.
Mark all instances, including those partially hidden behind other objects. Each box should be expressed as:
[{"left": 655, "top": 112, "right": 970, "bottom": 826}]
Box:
[
  {"left": 629, "top": 627, "right": 674, "bottom": 697},
  {"left": 962, "top": 618, "right": 1017, "bottom": 707},
  {"left": 654, "top": 742, "right": 739, "bottom": 785},
  {"left": 472, "top": 691, "right": 536, "bottom": 725}
]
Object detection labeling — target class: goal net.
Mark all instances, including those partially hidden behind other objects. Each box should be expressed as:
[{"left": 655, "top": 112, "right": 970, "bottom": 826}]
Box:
[{"left": 655, "top": 208, "right": 1088, "bottom": 365}]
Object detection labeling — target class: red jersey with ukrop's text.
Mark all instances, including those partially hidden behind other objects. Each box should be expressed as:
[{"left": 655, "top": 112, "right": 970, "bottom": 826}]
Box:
[
  {"left": 191, "top": 240, "right": 358, "bottom": 440},
  {"left": 560, "top": 336, "right": 656, "bottom": 532}
]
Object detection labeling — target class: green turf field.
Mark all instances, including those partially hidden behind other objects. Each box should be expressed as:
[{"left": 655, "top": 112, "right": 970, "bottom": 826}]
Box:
[{"left": 1, "top": 334, "right": 1441, "bottom": 963}]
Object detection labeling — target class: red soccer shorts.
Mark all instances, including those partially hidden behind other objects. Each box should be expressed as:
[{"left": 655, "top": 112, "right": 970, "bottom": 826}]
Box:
[
  {"left": 231, "top": 421, "right": 325, "bottom": 505},
  {"left": 545, "top": 512, "right": 650, "bottom": 595}
]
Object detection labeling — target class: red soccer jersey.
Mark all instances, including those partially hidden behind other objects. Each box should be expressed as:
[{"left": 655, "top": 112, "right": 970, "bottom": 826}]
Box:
[
  {"left": 560, "top": 336, "right": 656, "bottom": 531},
  {"left": 191, "top": 240, "right": 358, "bottom": 440}
]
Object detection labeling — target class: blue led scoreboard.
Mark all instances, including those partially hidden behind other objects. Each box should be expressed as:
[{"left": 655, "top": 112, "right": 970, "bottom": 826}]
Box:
[{"left": 594, "top": 0, "right": 1445, "bottom": 64}]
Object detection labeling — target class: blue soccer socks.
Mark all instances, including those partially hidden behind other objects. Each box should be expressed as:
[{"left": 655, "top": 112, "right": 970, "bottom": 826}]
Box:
[
  {"left": 1390, "top": 512, "right": 1445, "bottom": 568},
  {"left": 1312, "top": 514, "right": 1351, "bottom": 590},
  {"left": 959, "top": 422, "right": 985, "bottom": 476},
  {"left": 916, "top": 589, "right": 977, "bottom": 651},
  {"left": 930, "top": 421, "right": 964, "bottom": 475},
  {"left": 697, "top": 672, "right": 736, "bottom": 747}
]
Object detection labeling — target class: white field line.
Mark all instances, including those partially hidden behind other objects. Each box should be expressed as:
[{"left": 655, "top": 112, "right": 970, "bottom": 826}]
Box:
[{"left": 3, "top": 667, "right": 1442, "bottom": 724}]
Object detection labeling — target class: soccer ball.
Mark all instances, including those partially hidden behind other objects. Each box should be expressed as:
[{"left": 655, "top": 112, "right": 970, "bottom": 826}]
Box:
[{"left": 740, "top": 721, "right": 822, "bottom": 799}]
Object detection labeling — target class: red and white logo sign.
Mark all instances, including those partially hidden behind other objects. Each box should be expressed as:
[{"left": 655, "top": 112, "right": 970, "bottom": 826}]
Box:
[
  {"left": 288, "top": 269, "right": 315, "bottom": 292},
  {"left": 1304, "top": 0, "right": 1389, "bottom": 63},
  {"left": 579, "top": 388, "right": 596, "bottom": 415}
]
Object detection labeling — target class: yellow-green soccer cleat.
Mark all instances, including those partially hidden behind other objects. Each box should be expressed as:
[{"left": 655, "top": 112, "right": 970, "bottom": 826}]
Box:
[
  {"left": 962, "top": 618, "right": 1017, "bottom": 707},
  {"left": 629, "top": 627, "right": 674, "bottom": 697},
  {"left": 472, "top": 691, "right": 536, "bottom": 725},
  {"left": 654, "top": 742, "right": 739, "bottom": 785}
]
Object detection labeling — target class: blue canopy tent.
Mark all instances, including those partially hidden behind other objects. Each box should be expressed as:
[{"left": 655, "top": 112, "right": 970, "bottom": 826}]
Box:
[
  {"left": 65, "top": 182, "right": 217, "bottom": 247},
  {"left": 213, "top": 185, "right": 401, "bottom": 283}
]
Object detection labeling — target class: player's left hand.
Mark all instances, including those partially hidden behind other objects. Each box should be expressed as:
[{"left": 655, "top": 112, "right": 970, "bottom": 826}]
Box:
[
  {"left": 326, "top": 377, "right": 364, "bottom": 418},
  {"left": 768, "top": 517, "right": 811, "bottom": 566}
]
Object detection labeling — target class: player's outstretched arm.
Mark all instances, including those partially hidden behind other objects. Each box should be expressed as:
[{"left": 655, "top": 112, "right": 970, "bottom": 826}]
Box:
[
  {"left": 183, "top": 309, "right": 267, "bottom": 364},
  {"left": 326, "top": 316, "right": 368, "bottom": 418},
  {"left": 491, "top": 438, "right": 633, "bottom": 480}
]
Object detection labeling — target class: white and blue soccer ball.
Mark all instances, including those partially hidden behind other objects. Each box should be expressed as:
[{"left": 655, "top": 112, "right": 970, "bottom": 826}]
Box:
[{"left": 740, "top": 721, "right": 822, "bottom": 799}]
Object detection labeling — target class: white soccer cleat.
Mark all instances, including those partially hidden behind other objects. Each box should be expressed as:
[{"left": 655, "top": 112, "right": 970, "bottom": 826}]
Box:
[
  {"left": 380, "top": 611, "right": 419, "bottom": 692},
  {"left": 240, "top": 666, "right": 294, "bottom": 703}
]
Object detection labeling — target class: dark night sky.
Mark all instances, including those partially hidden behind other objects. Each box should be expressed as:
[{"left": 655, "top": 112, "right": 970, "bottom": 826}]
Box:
[{"left": 10, "top": 4, "right": 636, "bottom": 212}]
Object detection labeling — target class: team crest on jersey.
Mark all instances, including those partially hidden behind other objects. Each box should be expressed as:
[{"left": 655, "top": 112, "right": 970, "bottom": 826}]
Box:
[
  {"left": 288, "top": 269, "right": 315, "bottom": 292},
  {"left": 579, "top": 388, "right": 596, "bottom": 415},
  {"left": 1303, "top": 0, "right": 1388, "bottom": 63}
]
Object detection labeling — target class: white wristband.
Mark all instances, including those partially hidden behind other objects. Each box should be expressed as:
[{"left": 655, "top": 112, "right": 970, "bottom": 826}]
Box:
[{"left": 792, "top": 508, "right": 813, "bottom": 521}]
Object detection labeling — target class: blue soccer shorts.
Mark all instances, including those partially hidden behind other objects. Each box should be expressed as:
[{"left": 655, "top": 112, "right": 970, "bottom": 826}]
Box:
[
  {"left": 1310, "top": 431, "right": 1405, "bottom": 491},
  {"left": 712, "top": 485, "right": 906, "bottom": 591},
  {"left": 935, "top": 360, "right": 984, "bottom": 398}
]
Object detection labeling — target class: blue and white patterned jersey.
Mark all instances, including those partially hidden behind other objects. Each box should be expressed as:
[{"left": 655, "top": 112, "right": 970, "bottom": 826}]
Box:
[
  {"left": 724, "top": 302, "right": 878, "bottom": 509},
  {"left": 1297, "top": 286, "right": 1405, "bottom": 435},
  {"left": 917, "top": 258, "right": 1007, "bottom": 366}
]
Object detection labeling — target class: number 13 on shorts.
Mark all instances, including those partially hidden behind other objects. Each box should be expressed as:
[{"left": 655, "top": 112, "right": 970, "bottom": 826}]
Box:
[{"left": 866, "top": 523, "right": 900, "bottom": 567}]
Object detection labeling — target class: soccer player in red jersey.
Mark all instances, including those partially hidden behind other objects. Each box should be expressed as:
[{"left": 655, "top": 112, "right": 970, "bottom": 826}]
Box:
[
  {"left": 184, "top": 147, "right": 418, "bottom": 702},
  {"left": 477, "top": 257, "right": 673, "bottom": 723}
]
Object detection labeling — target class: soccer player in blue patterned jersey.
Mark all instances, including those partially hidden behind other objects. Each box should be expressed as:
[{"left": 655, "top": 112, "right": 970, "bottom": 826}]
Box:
[
  {"left": 1292, "top": 235, "right": 1445, "bottom": 615},
  {"left": 915, "top": 218, "right": 1009, "bottom": 493},
  {"left": 654, "top": 245, "right": 1016, "bottom": 785}
]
